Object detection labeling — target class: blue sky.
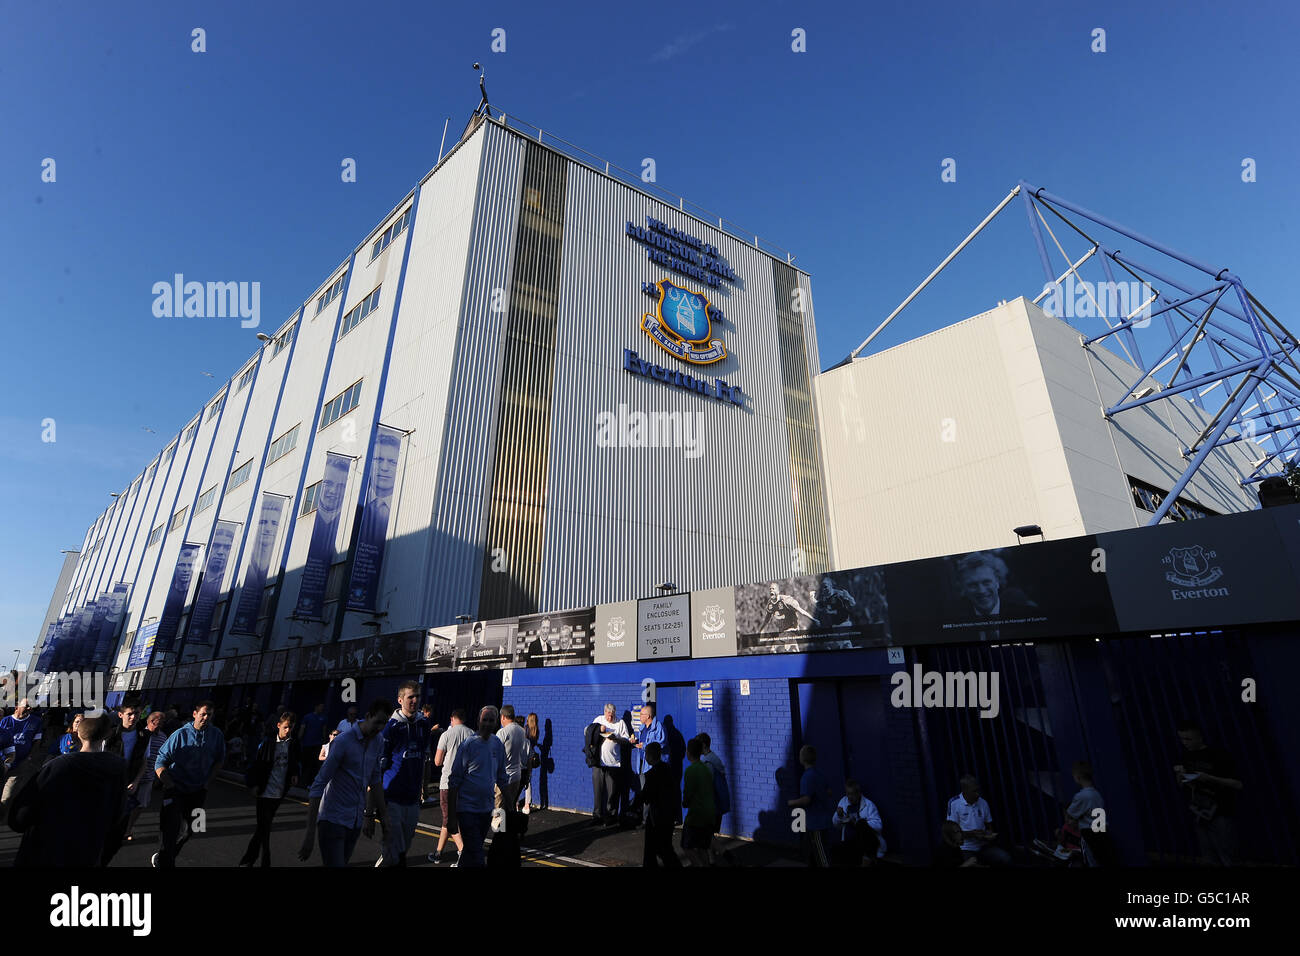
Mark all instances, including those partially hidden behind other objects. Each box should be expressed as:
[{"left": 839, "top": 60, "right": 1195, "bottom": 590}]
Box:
[{"left": 3, "top": 0, "right": 1297, "bottom": 648}]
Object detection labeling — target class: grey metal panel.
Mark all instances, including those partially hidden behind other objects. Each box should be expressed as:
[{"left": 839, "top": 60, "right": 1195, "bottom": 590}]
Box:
[{"left": 423, "top": 121, "right": 527, "bottom": 625}]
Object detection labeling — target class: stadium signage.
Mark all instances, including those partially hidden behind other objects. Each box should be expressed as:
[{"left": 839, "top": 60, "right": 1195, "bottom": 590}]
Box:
[
  {"left": 626, "top": 216, "right": 737, "bottom": 289},
  {"left": 623, "top": 348, "right": 744, "bottom": 406}
]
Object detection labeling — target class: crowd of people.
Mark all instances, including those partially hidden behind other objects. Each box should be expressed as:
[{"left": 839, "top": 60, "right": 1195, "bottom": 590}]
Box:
[{"left": 0, "top": 688, "right": 1242, "bottom": 868}]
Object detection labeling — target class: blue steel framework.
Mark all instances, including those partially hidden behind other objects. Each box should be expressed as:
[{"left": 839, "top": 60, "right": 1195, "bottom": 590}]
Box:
[{"left": 850, "top": 182, "right": 1300, "bottom": 524}]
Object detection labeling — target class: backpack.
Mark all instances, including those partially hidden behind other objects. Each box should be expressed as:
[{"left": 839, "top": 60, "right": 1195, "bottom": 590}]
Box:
[
  {"left": 583, "top": 723, "right": 603, "bottom": 768},
  {"left": 712, "top": 766, "right": 731, "bottom": 818}
]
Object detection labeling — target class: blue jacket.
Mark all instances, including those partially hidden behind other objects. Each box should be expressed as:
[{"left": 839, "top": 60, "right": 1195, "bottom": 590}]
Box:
[
  {"left": 155, "top": 722, "right": 226, "bottom": 794},
  {"left": 380, "top": 710, "right": 432, "bottom": 805},
  {"left": 630, "top": 717, "right": 666, "bottom": 775}
]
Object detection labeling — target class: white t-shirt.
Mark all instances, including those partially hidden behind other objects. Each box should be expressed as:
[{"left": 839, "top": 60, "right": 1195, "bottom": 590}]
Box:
[
  {"left": 599, "top": 720, "right": 630, "bottom": 767},
  {"left": 337, "top": 718, "right": 359, "bottom": 734},
  {"left": 946, "top": 794, "right": 994, "bottom": 852}
]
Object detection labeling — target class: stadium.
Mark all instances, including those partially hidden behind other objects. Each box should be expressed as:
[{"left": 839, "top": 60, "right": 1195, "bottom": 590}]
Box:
[{"left": 22, "top": 109, "right": 1300, "bottom": 868}]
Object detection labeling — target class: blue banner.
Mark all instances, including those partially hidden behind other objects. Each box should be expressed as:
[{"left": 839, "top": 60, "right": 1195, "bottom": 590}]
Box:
[
  {"left": 153, "top": 542, "right": 203, "bottom": 656},
  {"left": 127, "top": 620, "right": 159, "bottom": 670},
  {"left": 231, "top": 494, "right": 287, "bottom": 636},
  {"left": 49, "top": 614, "right": 75, "bottom": 671},
  {"left": 346, "top": 426, "right": 402, "bottom": 611},
  {"left": 186, "top": 521, "right": 238, "bottom": 647},
  {"left": 295, "top": 452, "right": 351, "bottom": 620},
  {"left": 70, "top": 604, "right": 99, "bottom": 670},
  {"left": 91, "top": 583, "right": 131, "bottom": 666},
  {"left": 35, "top": 621, "right": 57, "bottom": 672}
]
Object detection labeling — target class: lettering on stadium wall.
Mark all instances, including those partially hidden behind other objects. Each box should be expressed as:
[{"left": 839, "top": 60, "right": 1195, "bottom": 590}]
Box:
[{"left": 623, "top": 349, "right": 744, "bottom": 407}]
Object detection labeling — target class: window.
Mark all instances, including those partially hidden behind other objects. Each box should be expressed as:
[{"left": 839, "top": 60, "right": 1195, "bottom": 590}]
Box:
[
  {"left": 273, "top": 324, "right": 296, "bottom": 357},
  {"left": 1127, "top": 476, "right": 1219, "bottom": 521},
  {"left": 236, "top": 364, "right": 257, "bottom": 393},
  {"left": 228, "top": 459, "right": 254, "bottom": 492},
  {"left": 267, "top": 424, "right": 300, "bottom": 465},
  {"left": 339, "top": 286, "right": 382, "bottom": 338},
  {"left": 161, "top": 443, "right": 176, "bottom": 467},
  {"left": 147, "top": 524, "right": 164, "bottom": 549},
  {"left": 316, "top": 273, "right": 347, "bottom": 316},
  {"left": 195, "top": 485, "right": 217, "bottom": 515},
  {"left": 182, "top": 420, "right": 199, "bottom": 445},
  {"left": 370, "top": 208, "right": 412, "bottom": 262},
  {"left": 207, "top": 393, "right": 226, "bottom": 421},
  {"left": 319, "top": 380, "right": 362, "bottom": 430},
  {"left": 168, "top": 506, "right": 187, "bottom": 533},
  {"left": 146, "top": 462, "right": 158, "bottom": 482},
  {"left": 300, "top": 481, "right": 321, "bottom": 516}
]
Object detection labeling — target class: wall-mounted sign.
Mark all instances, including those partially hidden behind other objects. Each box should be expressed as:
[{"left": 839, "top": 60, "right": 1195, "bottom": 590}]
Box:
[
  {"left": 641, "top": 279, "right": 726, "bottom": 365},
  {"left": 637, "top": 593, "right": 691, "bottom": 660},
  {"left": 697, "top": 681, "right": 714, "bottom": 712},
  {"left": 626, "top": 217, "right": 738, "bottom": 290}
]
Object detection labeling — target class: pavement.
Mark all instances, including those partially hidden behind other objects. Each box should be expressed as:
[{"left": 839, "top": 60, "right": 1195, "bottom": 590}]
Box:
[{"left": 0, "top": 769, "right": 806, "bottom": 868}]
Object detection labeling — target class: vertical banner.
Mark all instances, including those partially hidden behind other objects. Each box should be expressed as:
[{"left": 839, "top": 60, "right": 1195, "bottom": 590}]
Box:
[
  {"left": 127, "top": 621, "right": 159, "bottom": 670},
  {"left": 231, "top": 493, "right": 287, "bottom": 636},
  {"left": 186, "top": 521, "right": 239, "bottom": 646},
  {"left": 153, "top": 543, "right": 203, "bottom": 655},
  {"left": 79, "top": 601, "right": 108, "bottom": 668},
  {"left": 295, "top": 453, "right": 351, "bottom": 620},
  {"left": 346, "top": 426, "right": 402, "bottom": 611},
  {"left": 91, "top": 583, "right": 130, "bottom": 666},
  {"left": 35, "top": 621, "right": 57, "bottom": 672},
  {"left": 50, "top": 614, "right": 76, "bottom": 671}
]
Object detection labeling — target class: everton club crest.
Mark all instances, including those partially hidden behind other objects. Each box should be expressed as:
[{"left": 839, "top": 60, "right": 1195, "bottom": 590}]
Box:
[
  {"left": 1163, "top": 545, "right": 1222, "bottom": 588},
  {"left": 641, "top": 279, "right": 727, "bottom": 365}
]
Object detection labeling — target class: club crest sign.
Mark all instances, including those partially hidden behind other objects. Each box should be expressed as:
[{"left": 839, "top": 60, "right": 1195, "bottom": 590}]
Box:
[
  {"left": 641, "top": 279, "right": 726, "bottom": 365},
  {"left": 701, "top": 604, "right": 726, "bottom": 633},
  {"left": 1163, "top": 545, "right": 1223, "bottom": 589}
]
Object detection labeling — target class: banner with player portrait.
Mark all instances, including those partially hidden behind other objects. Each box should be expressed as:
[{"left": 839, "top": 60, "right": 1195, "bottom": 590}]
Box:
[
  {"left": 90, "top": 583, "right": 131, "bottom": 666},
  {"left": 520, "top": 607, "right": 596, "bottom": 667},
  {"left": 735, "top": 569, "right": 890, "bottom": 655},
  {"left": 295, "top": 452, "right": 351, "bottom": 620},
  {"left": 346, "top": 425, "right": 403, "bottom": 611},
  {"left": 77, "top": 599, "right": 108, "bottom": 668},
  {"left": 35, "top": 621, "right": 57, "bottom": 672},
  {"left": 453, "top": 618, "right": 518, "bottom": 671},
  {"left": 186, "top": 521, "right": 239, "bottom": 646},
  {"left": 154, "top": 542, "right": 203, "bottom": 655},
  {"left": 231, "top": 493, "right": 288, "bottom": 636}
]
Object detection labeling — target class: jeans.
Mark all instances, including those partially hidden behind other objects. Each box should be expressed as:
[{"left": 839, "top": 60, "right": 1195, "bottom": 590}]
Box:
[
  {"left": 962, "top": 844, "right": 1012, "bottom": 866},
  {"left": 457, "top": 811, "right": 492, "bottom": 867},
  {"left": 158, "top": 789, "right": 206, "bottom": 868},
  {"left": 643, "top": 823, "right": 680, "bottom": 867},
  {"left": 241, "top": 797, "right": 284, "bottom": 867},
  {"left": 1196, "top": 815, "right": 1238, "bottom": 866},
  {"left": 382, "top": 801, "right": 421, "bottom": 864},
  {"left": 317, "top": 820, "right": 361, "bottom": 868}
]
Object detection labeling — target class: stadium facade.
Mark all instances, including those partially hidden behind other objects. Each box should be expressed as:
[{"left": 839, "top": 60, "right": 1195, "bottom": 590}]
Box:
[{"left": 23, "top": 117, "right": 1300, "bottom": 866}]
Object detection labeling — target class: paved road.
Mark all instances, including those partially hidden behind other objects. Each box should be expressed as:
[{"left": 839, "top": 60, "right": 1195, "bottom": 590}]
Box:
[{"left": 0, "top": 772, "right": 796, "bottom": 867}]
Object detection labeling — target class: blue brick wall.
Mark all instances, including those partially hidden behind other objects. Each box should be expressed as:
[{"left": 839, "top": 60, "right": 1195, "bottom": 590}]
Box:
[{"left": 506, "top": 675, "right": 800, "bottom": 843}]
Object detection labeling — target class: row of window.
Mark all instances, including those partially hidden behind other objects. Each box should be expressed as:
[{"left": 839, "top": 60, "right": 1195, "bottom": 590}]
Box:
[
  {"left": 316, "top": 273, "right": 347, "bottom": 315},
  {"left": 339, "top": 286, "right": 382, "bottom": 338},
  {"left": 1129, "top": 477, "right": 1218, "bottom": 521},
  {"left": 195, "top": 485, "right": 217, "bottom": 515},
  {"left": 320, "top": 380, "right": 362, "bottom": 430},
  {"left": 267, "top": 424, "right": 300, "bottom": 465},
  {"left": 183, "top": 420, "right": 199, "bottom": 446},
  {"left": 207, "top": 393, "right": 226, "bottom": 421},
  {"left": 273, "top": 324, "right": 296, "bottom": 357},
  {"left": 371, "top": 207, "right": 411, "bottom": 262},
  {"left": 237, "top": 363, "right": 257, "bottom": 393}
]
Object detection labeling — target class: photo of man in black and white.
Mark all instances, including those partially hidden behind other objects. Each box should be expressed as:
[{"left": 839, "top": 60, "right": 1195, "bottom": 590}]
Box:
[
  {"left": 948, "top": 552, "right": 1038, "bottom": 621},
  {"left": 736, "top": 572, "right": 889, "bottom": 655}
]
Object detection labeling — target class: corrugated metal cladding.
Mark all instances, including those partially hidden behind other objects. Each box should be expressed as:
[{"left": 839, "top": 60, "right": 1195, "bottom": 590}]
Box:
[
  {"left": 422, "top": 121, "right": 526, "bottom": 625},
  {"left": 477, "top": 142, "right": 569, "bottom": 619},
  {"left": 773, "top": 260, "right": 830, "bottom": 573},
  {"left": 534, "top": 140, "right": 829, "bottom": 613}
]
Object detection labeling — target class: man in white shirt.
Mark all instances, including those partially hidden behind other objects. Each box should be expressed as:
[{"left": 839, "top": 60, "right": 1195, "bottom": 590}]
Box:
[
  {"left": 495, "top": 704, "right": 527, "bottom": 811},
  {"left": 832, "top": 778, "right": 886, "bottom": 865},
  {"left": 336, "top": 706, "right": 360, "bottom": 735},
  {"left": 596, "top": 703, "right": 632, "bottom": 823},
  {"left": 946, "top": 775, "right": 1011, "bottom": 865}
]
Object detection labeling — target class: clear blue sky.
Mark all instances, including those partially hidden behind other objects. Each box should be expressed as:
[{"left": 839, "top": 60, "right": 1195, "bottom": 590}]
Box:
[{"left": 3, "top": 0, "right": 1297, "bottom": 648}]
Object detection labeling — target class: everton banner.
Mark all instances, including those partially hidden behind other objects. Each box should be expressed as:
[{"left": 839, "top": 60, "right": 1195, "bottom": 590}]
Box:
[
  {"left": 50, "top": 614, "right": 75, "bottom": 671},
  {"left": 35, "top": 621, "right": 57, "bottom": 672},
  {"left": 91, "top": 584, "right": 131, "bottom": 666},
  {"left": 231, "top": 493, "right": 287, "bottom": 636},
  {"left": 186, "top": 521, "right": 239, "bottom": 646},
  {"left": 295, "top": 452, "right": 351, "bottom": 620},
  {"left": 346, "top": 426, "right": 402, "bottom": 611},
  {"left": 153, "top": 543, "right": 203, "bottom": 655},
  {"left": 127, "top": 621, "right": 159, "bottom": 670},
  {"left": 65, "top": 605, "right": 95, "bottom": 670}
]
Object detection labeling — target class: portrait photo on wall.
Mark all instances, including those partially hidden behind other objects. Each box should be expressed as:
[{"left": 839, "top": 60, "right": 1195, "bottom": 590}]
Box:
[
  {"left": 735, "top": 569, "right": 890, "bottom": 655},
  {"left": 884, "top": 537, "right": 1118, "bottom": 644},
  {"left": 454, "top": 618, "right": 518, "bottom": 671},
  {"left": 517, "top": 607, "right": 596, "bottom": 667}
]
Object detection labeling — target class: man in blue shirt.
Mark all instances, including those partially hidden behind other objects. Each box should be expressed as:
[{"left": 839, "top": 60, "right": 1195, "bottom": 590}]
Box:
[
  {"left": 629, "top": 701, "right": 665, "bottom": 821},
  {"left": 1, "top": 699, "right": 45, "bottom": 809},
  {"left": 787, "top": 744, "right": 833, "bottom": 866},
  {"left": 377, "top": 681, "right": 433, "bottom": 867},
  {"left": 152, "top": 700, "right": 226, "bottom": 868},
  {"left": 447, "top": 705, "right": 509, "bottom": 868},
  {"left": 299, "top": 699, "right": 391, "bottom": 867}
]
